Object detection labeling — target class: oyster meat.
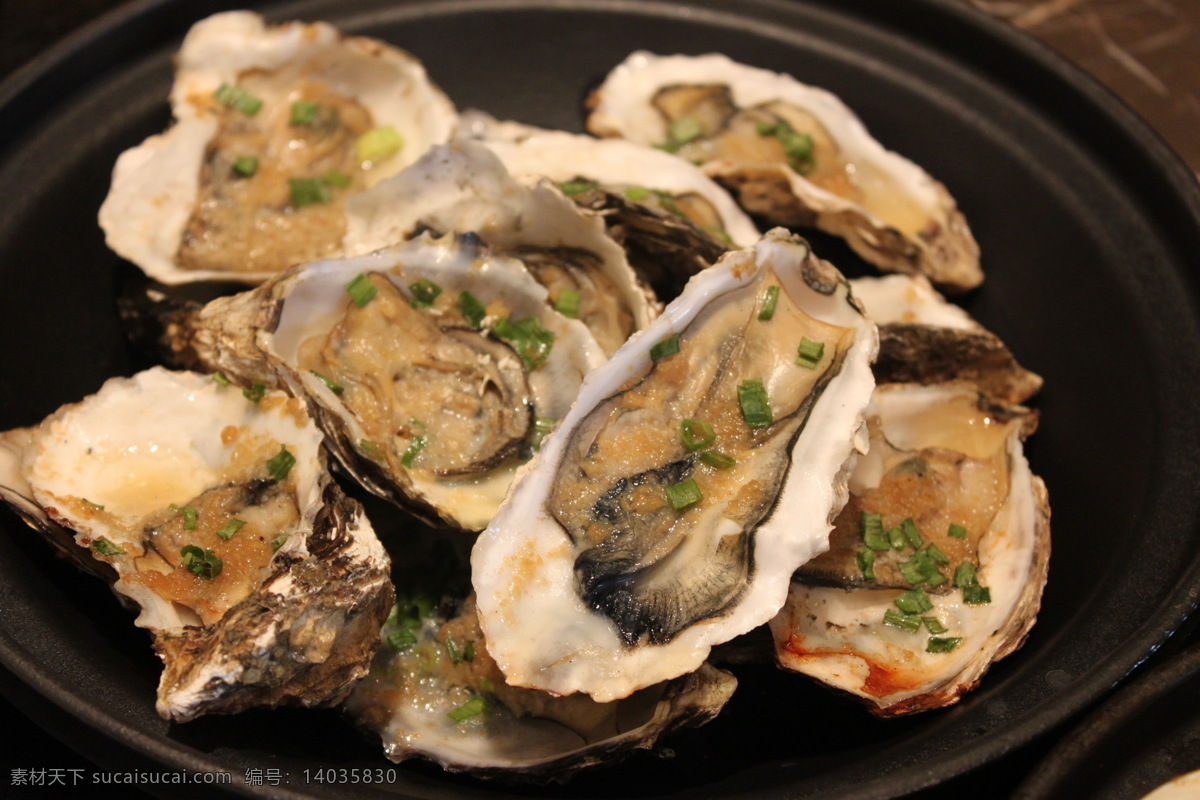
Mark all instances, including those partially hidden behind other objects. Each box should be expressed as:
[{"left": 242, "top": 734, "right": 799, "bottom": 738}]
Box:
[
  {"left": 164, "top": 233, "right": 606, "bottom": 531},
  {"left": 0, "top": 368, "right": 392, "bottom": 721},
  {"left": 100, "top": 10, "right": 456, "bottom": 284},
  {"left": 472, "top": 229, "right": 877, "bottom": 701},
  {"left": 588, "top": 52, "right": 982, "bottom": 292}
]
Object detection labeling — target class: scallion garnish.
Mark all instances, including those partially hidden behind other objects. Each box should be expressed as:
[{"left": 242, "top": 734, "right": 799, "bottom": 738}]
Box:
[
  {"left": 948, "top": 523, "right": 968, "bottom": 539},
  {"left": 267, "top": 445, "right": 296, "bottom": 482},
  {"left": 288, "top": 177, "right": 331, "bottom": 207},
  {"left": 922, "top": 616, "right": 948, "bottom": 635},
  {"left": 289, "top": 101, "right": 320, "bottom": 126},
  {"left": 758, "top": 285, "right": 781, "bottom": 321},
  {"left": 927, "top": 637, "right": 963, "bottom": 653},
  {"left": 181, "top": 506, "right": 198, "bottom": 530},
  {"left": 448, "top": 696, "right": 487, "bottom": 723},
  {"left": 924, "top": 543, "right": 950, "bottom": 566},
  {"left": 894, "top": 586, "right": 933, "bottom": 615},
  {"left": 216, "top": 518, "right": 246, "bottom": 541},
  {"left": 555, "top": 289, "right": 581, "bottom": 319},
  {"left": 667, "top": 116, "right": 704, "bottom": 146},
  {"left": 664, "top": 478, "right": 703, "bottom": 511},
  {"left": 358, "top": 439, "right": 383, "bottom": 459},
  {"left": 310, "top": 371, "right": 344, "bottom": 395},
  {"left": 680, "top": 419, "right": 716, "bottom": 450},
  {"left": 898, "top": 558, "right": 927, "bottom": 586},
  {"left": 345, "top": 273, "right": 378, "bottom": 307},
  {"left": 796, "top": 337, "right": 825, "bottom": 369},
  {"left": 446, "top": 638, "right": 475, "bottom": 664},
  {"left": 493, "top": 316, "right": 556, "bottom": 368},
  {"left": 888, "top": 526, "right": 907, "bottom": 550},
  {"left": 882, "top": 608, "right": 921, "bottom": 632},
  {"left": 270, "top": 533, "right": 288, "bottom": 552},
  {"left": 408, "top": 278, "right": 443, "bottom": 308},
  {"left": 531, "top": 416, "right": 556, "bottom": 453},
  {"left": 699, "top": 450, "right": 736, "bottom": 468},
  {"left": 386, "top": 628, "right": 417, "bottom": 653},
  {"left": 180, "top": 545, "right": 222, "bottom": 580},
  {"left": 649, "top": 333, "right": 680, "bottom": 361},
  {"left": 243, "top": 383, "right": 266, "bottom": 403},
  {"left": 756, "top": 119, "right": 816, "bottom": 174},
  {"left": 213, "top": 83, "right": 262, "bottom": 116},
  {"left": 459, "top": 291, "right": 487, "bottom": 328},
  {"left": 902, "top": 518, "right": 923, "bottom": 549},
  {"left": 737, "top": 379, "right": 773, "bottom": 428},
  {"left": 231, "top": 155, "right": 258, "bottom": 178},
  {"left": 401, "top": 434, "right": 427, "bottom": 468},
  {"left": 856, "top": 548, "right": 875, "bottom": 581},
  {"left": 954, "top": 562, "right": 977, "bottom": 589},
  {"left": 962, "top": 585, "right": 992, "bottom": 605},
  {"left": 356, "top": 126, "right": 404, "bottom": 163},
  {"left": 558, "top": 179, "right": 598, "bottom": 196},
  {"left": 322, "top": 168, "right": 351, "bottom": 188},
  {"left": 92, "top": 538, "right": 124, "bottom": 556},
  {"left": 212, "top": 372, "right": 232, "bottom": 387},
  {"left": 623, "top": 186, "right": 650, "bottom": 202}
]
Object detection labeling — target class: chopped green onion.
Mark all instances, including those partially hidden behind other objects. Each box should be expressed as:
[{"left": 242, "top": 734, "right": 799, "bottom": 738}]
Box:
[
  {"left": 386, "top": 628, "right": 417, "bottom": 653},
  {"left": 898, "top": 558, "right": 927, "bottom": 586},
  {"left": 91, "top": 538, "right": 124, "bottom": 556},
  {"left": 654, "top": 141, "right": 682, "bottom": 154},
  {"left": 623, "top": 185, "right": 650, "bottom": 202},
  {"left": 408, "top": 278, "right": 443, "bottom": 308},
  {"left": 924, "top": 567, "right": 948, "bottom": 588},
  {"left": 737, "top": 379, "right": 773, "bottom": 428},
  {"left": 531, "top": 416, "right": 556, "bottom": 453},
  {"left": 680, "top": 419, "right": 716, "bottom": 450},
  {"left": 478, "top": 677, "right": 495, "bottom": 695},
  {"left": 180, "top": 545, "right": 222, "bottom": 580},
  {"left": 213, "top": 83, "right": 262, "bottom": 116},
  {"left": 356, "top": 126, "right": 404, "bottom": 163},
  {"left": 927, "top": 636, "right": 963, "bottom": 653},
  {"left": 558, "top": 179, "right": 598, "bottom": 196},
  {"left": 948, "top": 523, "right": 968, "bottom": 539},
  {"left": 649, "top": 333, "right": 680, "bottom": 361},
  {"left": 888, "top": 526, "right": 907, "bottom": 550},
  {"left": 289, "top": 100, "right": 320, "bottom": 126},
  {"left": 756, "top": 120, "right": 777, "bottom": 136},
  {"left": 856, "top": 548, "right": 876, "bottom": 581},
  {"left": 289, "top": 177, "right": 331, "bottom": 207},
  {"left": 448, "top": 696, "right": 487, "bottom": 723},
  {"left": 667, "top": 116, "right": 705, "bottom": 145},
  {"left": 954, "top": 562, "right": 977, "bottom": 589},
  {"left": 493, "top": 316, "right": 556, "bottom": 369},
  {"left": 215, "top": 518, "right": 245, "bottom": 541},
  {"left": 555, "top": 289, "right": 581, "bottom": 319},
  {"left": 656, "top": 193, "right": 687, "bottom": 219},
  {"left": 699, "top": 450, "right": 736, "bottom": 468},
  {"left": 862, "top": 512, "right": 884, "bottom": 538},
  {"left": 446, "top": 638, "right": 475, "bottom": 664},
  {"left": 459, "top": 291, "right": 487, "bottom": 328},
  {"left": 231, "top": 155, "right": 258, "bottom": 177},
  {"left": 758, "top": 285, "right": 781, "bottom": 320},
  {"left": 168, "top": 503, "right": 180, "bottom": 512},
  {"left": 321, "top": 168, "right": 351, "bottom": 188},
  {"left": 401, "top": 434, "right": 427, "bottom": 468},
  {"left": 345, "top": 273, "right": 378, "bottom": 307},
  {"left": 894, "top": 586, "right": 933, "bottom": 614},
  {"left": 267, "top": 445, "right": 296, "bottom": 482},
  {"left": 702, "top": 224, "right": 734, "bottom": 245},
  {"left": 883, "top": 608, "right": 921, "bottom": 632},
  {"left": 243, "top": 383, "right": 266, "bottom": 403},
  {"left": 270, "top": 533, "right": 288, "bottom": 552},
  {"left": 922, "top": 616, "right": 948, "bottom": 635},
  {"left": 664, "top": 478, "right": 703, "bottom": 511},
  {"left": 902, "top": 518, "right": 924, "bottom": 549},
  {"left": 181, "top": 506, "right": 198, "bottom": 530},
  {"left": 905, "top": 549, "right": 946, "bottom": 587},
  {"left": 310, "top": 371, "right": 344, "bottom": 395},
  {"left": 962, "top": 585, "right": 992, "bottom": 605},
  {"left": 796, "top": 337, "right": 825, "bottom": 369},
  {"left": 212, "top": 372, "right": 232, "bottom": 387},
  {"left": 924, "top": 543, "right": 950, "bottom": 566},
  {"left": 358, "top": 439, "right": 383, "bottom": 459}
]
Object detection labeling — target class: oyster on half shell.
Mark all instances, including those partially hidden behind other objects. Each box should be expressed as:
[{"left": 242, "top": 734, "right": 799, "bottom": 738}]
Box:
[
  {"left": 0, "top": 368, "right": 392, "bottom": 721},
  {"left": 588, "top": 52, "right": 982, "bottom": 292},
  {"left": 472, "top": 229, "right": 877, "bottom": 701}
]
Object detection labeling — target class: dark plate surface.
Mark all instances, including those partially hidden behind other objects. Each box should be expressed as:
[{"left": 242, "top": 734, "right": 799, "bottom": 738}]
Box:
[
  {"left": 1015, "top": 643, "right": 1200, "bottom": 799},
  {"left": 2, "top": 0, "right": 1199, "bottom": 798}
]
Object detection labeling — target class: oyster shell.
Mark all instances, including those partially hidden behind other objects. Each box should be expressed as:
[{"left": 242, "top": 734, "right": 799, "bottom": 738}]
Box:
[
  {"left": 346, "top": 593, "right": 736, "bottom": 780},
  {"left": 344, "top": 142, "right": 657, "bottom": 355},
  {"left": 0, "top": 368, "right": 392, "bottom": 721},
  {"left": 99, "top": 10, "right": 456, "bottom": 284},
  {"left": 775, "top": 381, "right": 1049, "bottom": 715},
  {"left": 472, "top": 229, "right": 877, "bottom": 701},
  {"left": 587, "top": 52, "right": 982, "bottom": 292},
  {"left": 164, "top": 233, "right": 606, "bottom": 531}
]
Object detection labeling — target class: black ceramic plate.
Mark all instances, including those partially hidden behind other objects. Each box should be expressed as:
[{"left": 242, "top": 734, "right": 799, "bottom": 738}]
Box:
[
  {"left": 2, "top": 1, "right": 1199, "bottom": 798},
  {"left": 1015, "top": 644, "right": 1200, "bottom": 799}
]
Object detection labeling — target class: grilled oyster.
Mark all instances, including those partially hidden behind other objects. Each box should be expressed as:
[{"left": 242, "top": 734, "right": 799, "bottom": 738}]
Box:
[
  {"left": 472, "top": 229, "right": 877, "bottom": 701},
  {"left": 344, "top": 142, "right": 656, "bottom": 355},
  {"left": 588, "top": 52, "right": 982, "bottom": 292},
  {"left": 100, "top": 10, "right": 455, "bottom": 284},
  {"left": 776, "top": 381, "right": 1049, "bottom": 715},
  {"left": 0, "top": 368, "right": 392, "bottom": 721},
  {"left": 346, "top": 593, "right": 736, "bottom": 780},
  {"left": 164, "top": 233, "right": 606, "bottom": 531}
]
